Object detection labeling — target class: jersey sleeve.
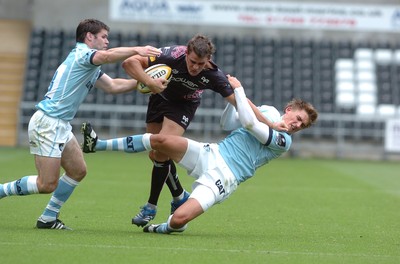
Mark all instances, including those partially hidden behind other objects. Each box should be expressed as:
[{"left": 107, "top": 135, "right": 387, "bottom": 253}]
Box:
[
  {"left": 209, "top": 70, "right": 234, "bottom": 98},
  {"left": 76, "top": 46, "right": 97, "bottom": 66},
  {"left": 148, "top": 45, "right": 186, "bottom": 66},
  {"left": 267, "top": 131, "right": 292, "bottom": 153},
  {"left": 220, "top": 103, "right": 241, "bottom": 131}
]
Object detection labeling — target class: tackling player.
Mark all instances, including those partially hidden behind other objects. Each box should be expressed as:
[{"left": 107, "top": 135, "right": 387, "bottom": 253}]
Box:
[
  {"left": 0, "top": 19, "right": 164, "bottom": 230},
  {"left": 81, "top": 75, "right": 318, "bottom": 234},
  {"left": 82, "top": 34, "right": 288, "bottom": 227}
]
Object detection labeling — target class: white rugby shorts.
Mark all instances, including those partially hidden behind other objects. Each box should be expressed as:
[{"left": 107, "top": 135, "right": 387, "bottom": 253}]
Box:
[
  {"left": 28, "top": 110, "right": 73, "bottom": 158},
  {"left": 178, "top": 139, "right": 238, "bottom": 211}
]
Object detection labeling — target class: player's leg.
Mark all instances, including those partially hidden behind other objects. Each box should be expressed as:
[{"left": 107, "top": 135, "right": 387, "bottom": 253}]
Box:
[
  {"left": 133, "top": 120, "right": 185, "bottom": 226},
  {"left": 1, "top": 111, "right": 62, "bottom": 199},
  {"left": 0, "top": 155, "right": 58, "bottom": 198},
  {"left": 143, "top": 184, "right": 215, "bottom": 234},
  {"left": 37, "top": 135, "right": 85, "bottom": 230},
  {"left": 170, "top": 197, "right": 204, "bottom": 228},
  {"left": 81, "top": 122, "right": 150, "bottom": 153},
  {"left": 155, "top": 118, "right": 188, "bottom": 211},
  {"left": 130, "top": 121, "right": 162, "bottom": 226}
]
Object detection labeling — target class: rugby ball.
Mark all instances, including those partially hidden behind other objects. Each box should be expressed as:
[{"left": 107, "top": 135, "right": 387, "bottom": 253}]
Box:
[{"left": 136, "top": 64, "right": 172, "bottom": 94}]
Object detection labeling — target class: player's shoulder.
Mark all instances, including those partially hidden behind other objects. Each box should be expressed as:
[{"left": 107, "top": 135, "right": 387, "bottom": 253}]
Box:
[
  {"left": 161, "top": 45, "right": 187, "bottom": 58},
  {"left": 73, "top": 43, "right": 96, "bottom": 65},
  {"left": 204, "top": 62, "right": 229, "bottom": 80},
  {"left": 258, "top": 105, "right": 281, "bottom": 122}
]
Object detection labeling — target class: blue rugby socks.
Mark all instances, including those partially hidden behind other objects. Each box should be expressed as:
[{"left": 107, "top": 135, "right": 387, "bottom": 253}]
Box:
[
  {"left": 0, "top": 176, "right": 39, "bottom": 198},
  {"left": 95, "top": 133, "right": 152, "bottom": 153}
]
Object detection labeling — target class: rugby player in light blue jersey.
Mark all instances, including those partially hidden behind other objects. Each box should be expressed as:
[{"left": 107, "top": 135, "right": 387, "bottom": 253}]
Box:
[
  {"left": 0, "top": 19, "right": 165, "bottom": 230},
  {"left": 81, "top": 75, "right": 318, "bottom": 234}
]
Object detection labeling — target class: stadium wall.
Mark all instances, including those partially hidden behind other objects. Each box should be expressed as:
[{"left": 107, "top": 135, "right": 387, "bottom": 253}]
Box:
[
  {"left": 2, "top": 0, "right": 399, "bottom": 41},
  {"left": 1, "top": 0, "right": 400, "bottom": 160}
]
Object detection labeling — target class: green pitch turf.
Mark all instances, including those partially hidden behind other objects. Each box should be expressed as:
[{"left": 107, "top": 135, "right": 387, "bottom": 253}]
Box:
[{"left": 0, "top": 147, "right": 399, "bottom": 264}]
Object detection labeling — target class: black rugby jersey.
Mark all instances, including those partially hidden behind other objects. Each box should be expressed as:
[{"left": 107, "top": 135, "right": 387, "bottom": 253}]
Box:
[{"left": 148, "top": 45, "right": 233, "bottom": 103}]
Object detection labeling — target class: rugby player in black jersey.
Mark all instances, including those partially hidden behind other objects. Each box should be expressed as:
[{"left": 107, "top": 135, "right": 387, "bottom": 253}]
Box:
[{"left": 85, "top": 34, "right": 287, "bottom": 227}]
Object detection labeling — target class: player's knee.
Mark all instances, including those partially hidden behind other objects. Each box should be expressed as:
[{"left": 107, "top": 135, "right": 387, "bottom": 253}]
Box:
[
  {"left": 170, "top": 212, "right": 190, "bottom": 227},
  {"left": 75, "top": 166, "right": 87, "bottom": 180},
  {"left": 37, "top": 178, "right": 58, "bottom": 193},
  {"left": 150, "top": 134, "right": 168, "bottom": 148},
  {"left": 65, "top": 165, "right": 87, "bottom": 182}
]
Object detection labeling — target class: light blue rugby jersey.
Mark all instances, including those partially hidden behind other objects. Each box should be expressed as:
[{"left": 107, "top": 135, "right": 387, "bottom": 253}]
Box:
[
  {"left": 36, "top": 42, "right": 101, "bottom": 121},
  {"left": 218, "top": 105, "right": 292, "bottom": 184}
]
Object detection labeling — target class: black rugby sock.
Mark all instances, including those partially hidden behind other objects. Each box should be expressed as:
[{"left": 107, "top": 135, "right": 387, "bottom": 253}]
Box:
[
  {"left": 165, "top": 160, "right": 184, "bottom": 198},
  {"left": 148, "top": 160, "right": 170, "bottom": 205}
]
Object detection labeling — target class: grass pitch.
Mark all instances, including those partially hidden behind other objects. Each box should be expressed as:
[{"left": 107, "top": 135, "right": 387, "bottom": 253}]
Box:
[{"left": 0, "top": 147, "right": 399, "bottom": 264}]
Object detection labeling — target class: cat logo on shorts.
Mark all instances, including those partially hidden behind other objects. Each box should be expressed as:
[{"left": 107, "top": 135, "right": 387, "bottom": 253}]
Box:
[
  {"left": 59, "top": 143, "right": 64, "bottom": 152},
  {"left": 215, "top": 179, "right": 226, "bottom": 195}
]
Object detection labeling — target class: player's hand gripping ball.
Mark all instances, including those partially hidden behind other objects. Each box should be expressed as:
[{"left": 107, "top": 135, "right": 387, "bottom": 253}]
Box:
[{"left": 136, "top": 64, "right": 172, "bottom": 94}]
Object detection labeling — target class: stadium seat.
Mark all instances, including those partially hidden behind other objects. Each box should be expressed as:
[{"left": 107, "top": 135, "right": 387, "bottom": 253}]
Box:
[
  {"left": 356, "top": 60, "right": 375, "bottom": 71},
  {"left": 20, "top": 29, "right": 400, "bottom": 143},
  {"left": 336, "top": 91, "right": 356, "bottom": 108},
  {"left": 375, "top": 49, "right": 393, "bottom": 65},
  {"left": 394, "top": 50, "right": 400, "bottom": 64},
  {"left": 335, "top": 40, "right": 354, "bottom": 58},
  {"left": 377, "top": 104, "right": 396, "bottom": 117},
  {"left": 356, "top": 104, "right": 376, "bottom": 116},
  {"left": 354, "top": 48, "right": 373, "bottom": 60}
]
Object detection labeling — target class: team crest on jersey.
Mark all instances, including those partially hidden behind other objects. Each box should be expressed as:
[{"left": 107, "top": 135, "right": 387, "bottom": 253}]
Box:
[
  {"left": 203, "top": 144, "right": 210, "bottom": 152},
  {"left": 276, "top": 134, "right": 286, "bottom": 147},
  {"left": 149, "top": 56, "right": 156, "bottom": 62},
  {"left": 180, "top": 115, "right": 189, "bottom": 127}
]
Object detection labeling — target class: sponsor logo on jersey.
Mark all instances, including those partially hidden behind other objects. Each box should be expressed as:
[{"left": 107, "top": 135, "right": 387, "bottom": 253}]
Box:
[
  {"left": 183, "top": 90, "right": 203, "bottom": 100},
  {"left": 170, "top": 76, "right": 199, "bottom": 90},
  {"left": 171, "top": 46, "right": 186, "bottom": 59}
]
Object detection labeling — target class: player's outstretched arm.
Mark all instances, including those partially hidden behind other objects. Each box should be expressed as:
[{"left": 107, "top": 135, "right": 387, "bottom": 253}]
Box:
[{"left": 93, "top": 45, "right": 161, "bottom": 65}]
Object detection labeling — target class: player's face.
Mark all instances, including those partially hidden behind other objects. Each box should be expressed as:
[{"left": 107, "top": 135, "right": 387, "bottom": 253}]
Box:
[
  {"left": 90, "top": 29, "right": 109, "bottom": 50},
  {"left": 282, "top": 108, "right": 310, "bottom": 134},
  {"left": 185, "top": 51, "right": 209, "bottom": 76}
]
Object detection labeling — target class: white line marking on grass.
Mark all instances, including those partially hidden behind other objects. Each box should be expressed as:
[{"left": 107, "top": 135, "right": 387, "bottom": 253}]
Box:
[{"left": 1, "top": 241, "right": 399, "bottom": 259}]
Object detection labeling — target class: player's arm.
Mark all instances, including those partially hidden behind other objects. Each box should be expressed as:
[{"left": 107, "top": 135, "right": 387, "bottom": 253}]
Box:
[
  {"left": 220, "top": 103, "right": 241, "bottom": 131},
  {"left": 229, "top": 83, "right": 271, "bottom": 143},
  {"left": 95, "top": 73, "right": 138, "bottom": 94},
  {"left": 122, "top": 55, "right": 166, "bottom": 93},
  {"left": 92, "top": 45, "right": 161, "bottom": 65},
  {"left": 224, "top": 88, "right": 287, "bottom": 132}
]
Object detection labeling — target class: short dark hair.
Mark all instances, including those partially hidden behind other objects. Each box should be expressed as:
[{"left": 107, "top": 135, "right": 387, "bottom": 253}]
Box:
[
  {"left": 186, "top": 34, "right": 216, "bottom": 59},
  {"left": 76, "top": 19, "right": 110, "bottom": 42}
]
